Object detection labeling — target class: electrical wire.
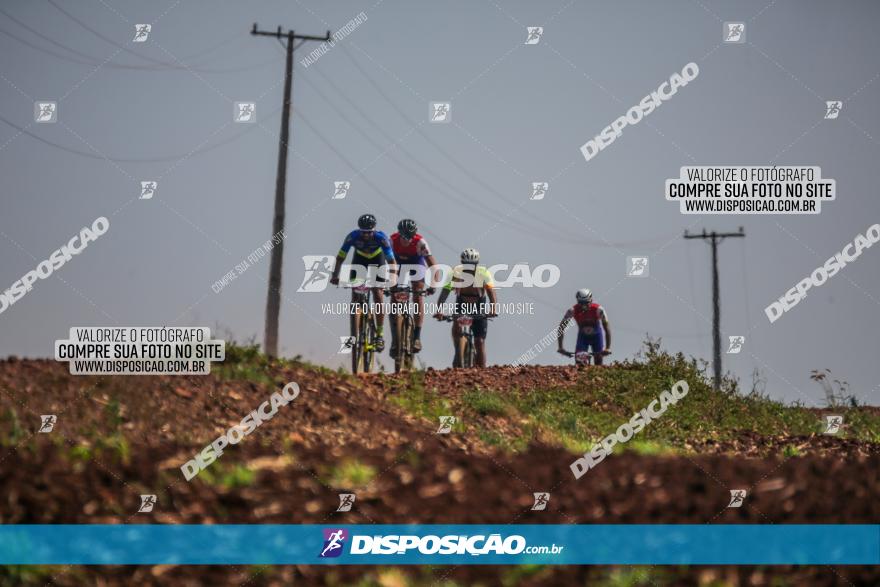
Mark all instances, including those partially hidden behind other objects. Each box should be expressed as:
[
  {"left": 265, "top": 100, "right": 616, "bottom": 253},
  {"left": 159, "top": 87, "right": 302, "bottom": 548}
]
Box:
[
  {"left": 0, "top": 5, "right": 278, "bottom": 73},
  {"left": 337, "top": 45, "right": 677, "bottom": 249},
  {"left": 0, "top": 108, "right": 273, "bottom": 163}
]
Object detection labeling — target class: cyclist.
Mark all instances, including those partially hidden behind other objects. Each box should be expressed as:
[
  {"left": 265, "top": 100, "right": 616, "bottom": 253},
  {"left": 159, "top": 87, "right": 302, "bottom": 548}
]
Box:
[
  {"left": 389, "top": 219, "right": 437, "bottom": 354},
  {"left": 433, "top": 248, "right": 497, "bottom": 367},
  {"left": 557, "top": 288, "right": 612, "bottom": 365},
  {"left": 329, "top": 214, "right": 397, "bottom": 351}
]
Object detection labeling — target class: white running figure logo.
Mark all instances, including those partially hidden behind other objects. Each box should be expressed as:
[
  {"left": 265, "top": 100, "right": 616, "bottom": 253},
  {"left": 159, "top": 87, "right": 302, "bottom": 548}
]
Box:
[{"left": 321, "top": 529, "right": 346, "bottom": 557}]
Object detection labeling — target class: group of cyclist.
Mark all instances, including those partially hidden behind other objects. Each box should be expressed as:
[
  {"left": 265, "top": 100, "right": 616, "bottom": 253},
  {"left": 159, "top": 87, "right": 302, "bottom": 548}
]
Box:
[{"left": 330, "top": 214, "right": 611, "bottom": 369}]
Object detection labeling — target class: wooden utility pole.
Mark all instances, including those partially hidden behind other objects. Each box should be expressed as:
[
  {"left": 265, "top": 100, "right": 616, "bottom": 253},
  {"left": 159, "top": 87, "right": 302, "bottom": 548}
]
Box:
[
  {"left": 251, "top": 24, "right": 330, "bottom": 357},
  {"left": 683, "top": 227, "right": 745, "bottom": 390}
]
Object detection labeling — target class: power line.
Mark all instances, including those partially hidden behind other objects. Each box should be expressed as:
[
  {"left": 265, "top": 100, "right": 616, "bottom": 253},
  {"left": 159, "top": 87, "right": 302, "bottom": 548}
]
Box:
[
  {"left": 336, "top": 45, "right": 675, "bottom": 249},
  {"left": 0, "top": 110, "right": 272, "bottom": 163},
  {"left": 0, "top": 6, "right": 278, "bottom": 73}
]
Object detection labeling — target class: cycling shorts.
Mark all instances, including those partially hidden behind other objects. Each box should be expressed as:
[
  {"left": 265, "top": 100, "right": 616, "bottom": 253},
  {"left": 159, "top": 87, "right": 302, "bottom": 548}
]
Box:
[{"left": 576, "top": 329, "right": 605, "bottom": 353}]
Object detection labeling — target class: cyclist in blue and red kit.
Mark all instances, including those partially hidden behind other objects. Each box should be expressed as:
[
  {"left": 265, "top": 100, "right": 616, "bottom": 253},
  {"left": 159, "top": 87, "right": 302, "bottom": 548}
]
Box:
[
  {"left": 557, "top": 288, "right": 612, "bottom": 365},
  {"left": 389, "top": 218, "right": 437, "bottom": 353},
  {"left": 330, "top": 214, "right": 397, "bottom": 351}
]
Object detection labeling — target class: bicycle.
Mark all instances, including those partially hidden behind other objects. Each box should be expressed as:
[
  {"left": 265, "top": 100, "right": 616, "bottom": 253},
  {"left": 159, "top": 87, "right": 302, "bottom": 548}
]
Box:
[
  {"left": 558, "top": 348, "right": 611, "bottom": 367},
  {"left": 345, "top": 280, "right": 381, "bottom": 374},
  {"left": 386, "top": 286, "right": 429, "bottom": 373},
  {"left": 439, "top": 314, "right": 493, "bottom": 368}
]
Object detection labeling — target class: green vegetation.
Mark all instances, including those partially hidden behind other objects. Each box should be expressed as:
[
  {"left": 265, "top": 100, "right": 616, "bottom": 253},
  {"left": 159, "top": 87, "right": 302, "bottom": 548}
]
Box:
[
  {"left": 388, "top": 373, "right": 456, "bottom": 428},
  {"left": 392, "top": 340, "right": 880, "bottom": 456},
  {"left": 197, "top": 463, "right": 257, "bottom": 489},
  {"left": 0, "top": 407, "right": 25, "bottom": 446},
  {"left": 325, "top": 459, "right": 377, "bottom": 489}
]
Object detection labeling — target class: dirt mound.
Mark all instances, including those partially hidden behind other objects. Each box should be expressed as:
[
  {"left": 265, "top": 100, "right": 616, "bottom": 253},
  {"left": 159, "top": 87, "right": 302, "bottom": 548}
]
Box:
[
  {"left": 368, "top": 364, "right": 585, "bottom": 396},
  {"left": 1, "top": 358, "right": 877, "bottom": 586}
]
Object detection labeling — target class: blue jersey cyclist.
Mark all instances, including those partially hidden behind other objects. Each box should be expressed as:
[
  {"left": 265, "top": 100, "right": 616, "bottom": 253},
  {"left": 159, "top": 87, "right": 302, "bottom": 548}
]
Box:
[{"left": 330, "top": 214, "right": 397, "bottom": 351}]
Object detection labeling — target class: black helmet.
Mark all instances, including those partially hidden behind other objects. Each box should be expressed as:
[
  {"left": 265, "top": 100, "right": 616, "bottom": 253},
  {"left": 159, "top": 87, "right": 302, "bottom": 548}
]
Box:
[
  {"left": 358, "top": 214, "right": 377, "bottom": 230},
  {"left": 398, "top": 218, "right": 417, "bottom": 238}
]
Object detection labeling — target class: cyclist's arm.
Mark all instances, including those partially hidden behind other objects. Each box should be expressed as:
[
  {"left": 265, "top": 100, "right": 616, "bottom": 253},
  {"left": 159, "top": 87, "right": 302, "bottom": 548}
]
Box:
[
  {"left": 558, "top": 309, "right": 573, "bottom": 350},
  {"left": 331, "top": 239, "right": 351, "bottom": 281},
  {"left": 485, "top": 283, "right": 497, "bottom": 316},
  {"left": 601, "top": 309, "right": 611, "bottom": 350}
]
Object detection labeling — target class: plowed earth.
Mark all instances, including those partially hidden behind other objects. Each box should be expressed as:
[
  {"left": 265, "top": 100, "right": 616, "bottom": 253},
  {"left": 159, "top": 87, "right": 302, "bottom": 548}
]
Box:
[{"left": 0, "top": 359, "right": 876, "bottom": 586}]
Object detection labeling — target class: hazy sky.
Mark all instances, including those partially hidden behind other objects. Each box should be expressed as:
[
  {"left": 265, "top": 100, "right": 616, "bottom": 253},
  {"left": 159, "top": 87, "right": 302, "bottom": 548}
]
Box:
[{"left": 2, "top": 0, "right": 879, "bottom": 405}]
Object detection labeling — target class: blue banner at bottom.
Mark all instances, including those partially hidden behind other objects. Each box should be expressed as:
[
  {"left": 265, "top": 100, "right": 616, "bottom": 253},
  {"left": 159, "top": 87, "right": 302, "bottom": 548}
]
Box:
[{"left": 0, "top": 525, "right": 877, "bottom": 565}]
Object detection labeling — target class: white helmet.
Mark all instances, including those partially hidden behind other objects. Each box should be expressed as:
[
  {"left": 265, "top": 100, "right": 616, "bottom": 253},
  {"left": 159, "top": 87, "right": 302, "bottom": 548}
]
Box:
[
  {"left": 460, "top": 248, "right": 480, "bottom": 264},
  {"left": 576, "top": 288, "right": 592, "bottom": 304}
]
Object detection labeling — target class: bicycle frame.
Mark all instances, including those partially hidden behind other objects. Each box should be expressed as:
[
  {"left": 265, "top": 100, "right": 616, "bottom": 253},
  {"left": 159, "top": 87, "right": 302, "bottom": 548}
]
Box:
[
  {"left": 387, "top": 286, "right": 426, "bottom": 373},
  {"left": 347, "top": 282, "right": 379, "bottom": 374},
  {"left": 442, "top": 314, "right": 489, "bottom": 368}
]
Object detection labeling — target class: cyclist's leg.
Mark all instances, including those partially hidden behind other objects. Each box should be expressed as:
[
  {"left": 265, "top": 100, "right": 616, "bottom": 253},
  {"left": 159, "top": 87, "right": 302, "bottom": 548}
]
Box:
[
  {"left": 412, "top": 279, "right": 425, "bottom": 351},
  {"left": 451, "top": 321, "right": 463, "bottom": 368},
  {"left": 472, "top": 316, "right": 488, "bottom": 367},
  {"left": 592, "top": 330, "right": 607, "bottom": 365},
  {"left": 369, "top": 261, "right": 387, "bottom": 351},
  {"left": 574, "top": 330, "right": 591, "bottom": 366}
]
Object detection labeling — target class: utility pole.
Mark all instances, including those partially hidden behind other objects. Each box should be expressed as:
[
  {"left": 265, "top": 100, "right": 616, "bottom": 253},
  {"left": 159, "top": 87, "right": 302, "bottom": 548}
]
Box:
[
  {"left": 251, "top": 24, "right": 330, "bottom": 358},
  {"left": 683, "top": 227, "right": 745, "bottom": 390}
]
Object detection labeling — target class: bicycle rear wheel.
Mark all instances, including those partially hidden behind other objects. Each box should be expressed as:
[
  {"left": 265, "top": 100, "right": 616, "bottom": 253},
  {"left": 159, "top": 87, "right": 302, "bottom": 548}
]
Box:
[
  {"left": 396, "top": 315, "right": 413, "bottom": 373},
  {"left": 463, "top": 334, "right": 474, "bottom": 368},
  {"left": 351, "top": 311, "right": 364, "bottom": 374},
  {"left": 363, "top": 316, "right": 376, "bottom": 373}
]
